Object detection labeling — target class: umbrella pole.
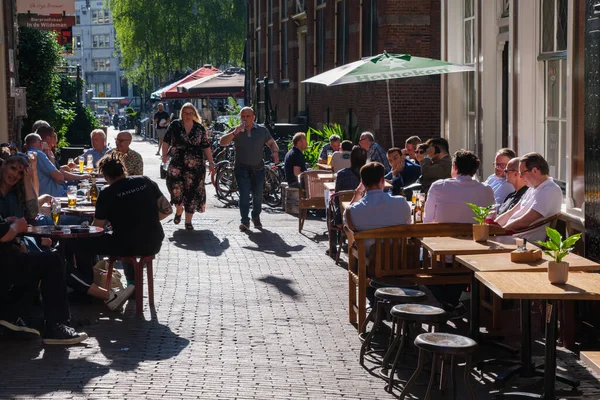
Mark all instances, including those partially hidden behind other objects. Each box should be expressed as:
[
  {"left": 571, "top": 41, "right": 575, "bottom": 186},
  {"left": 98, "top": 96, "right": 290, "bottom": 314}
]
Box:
[{"left": 386, "top": 80, "right": 394, "bottom": 148}]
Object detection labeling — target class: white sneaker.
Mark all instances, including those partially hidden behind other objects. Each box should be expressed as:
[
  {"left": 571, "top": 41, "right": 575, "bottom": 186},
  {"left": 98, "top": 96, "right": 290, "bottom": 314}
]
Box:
[{"left": 105, "top": 285, "right": 135, "bottom": 311}]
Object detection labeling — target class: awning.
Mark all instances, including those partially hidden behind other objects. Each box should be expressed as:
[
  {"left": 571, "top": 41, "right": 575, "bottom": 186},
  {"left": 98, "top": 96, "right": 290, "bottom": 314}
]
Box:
[
  {"left": 178, "top": 71, "right": 245, "bottom": 95},
  {"left": 151, "top": 65, "right": 221, "bottom": 100}
]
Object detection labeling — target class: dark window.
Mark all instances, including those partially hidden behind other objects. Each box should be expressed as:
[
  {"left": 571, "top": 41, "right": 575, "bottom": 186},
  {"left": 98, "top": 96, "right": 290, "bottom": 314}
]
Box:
[
  {"left": 361, "top": 0, "right": 378, "bottom": 57},
  {"left": 316, "top": 5, "right": 326, "bottom": 73},
  {"left": 281, "top": 20, "right": 288, "bottom": 80},
  {"left": 336, "top": 0, "right": 349, "bottom": 66}
]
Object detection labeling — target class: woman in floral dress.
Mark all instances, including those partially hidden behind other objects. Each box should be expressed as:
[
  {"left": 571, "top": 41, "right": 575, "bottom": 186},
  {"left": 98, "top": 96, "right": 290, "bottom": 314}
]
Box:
[{"left": 161, "top": 103, "right": 215, "bottom": 230}]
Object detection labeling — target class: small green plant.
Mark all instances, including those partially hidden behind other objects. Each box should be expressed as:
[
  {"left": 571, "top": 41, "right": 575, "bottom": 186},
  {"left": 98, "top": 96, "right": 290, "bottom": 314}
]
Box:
[
  {"left": 289, "top": 123, "right": 344, "bottom": 168},
  {"left": 465, "top": 203, "right": 495, "bottom": 225},
  {"left": 537, "top": 227, "right": 582, "bottom": 263},
  {"left": 225, "top": 97, "right": 241, "bottom": 127}
]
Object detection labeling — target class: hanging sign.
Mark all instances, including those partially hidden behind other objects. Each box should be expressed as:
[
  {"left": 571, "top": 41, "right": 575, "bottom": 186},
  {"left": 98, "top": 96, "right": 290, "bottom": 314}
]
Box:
[
  {"left": 16, "top": 0, "right": 75, "bottom": 15},
  {"left": 17, "top": 15, "right": 75, "bottom": 30}
]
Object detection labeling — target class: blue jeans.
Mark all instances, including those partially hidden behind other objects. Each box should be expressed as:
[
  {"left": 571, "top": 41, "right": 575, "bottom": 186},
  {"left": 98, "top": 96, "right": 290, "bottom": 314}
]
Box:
[{"left": 234, "top": 166, "right": 265, "bottom": 225}]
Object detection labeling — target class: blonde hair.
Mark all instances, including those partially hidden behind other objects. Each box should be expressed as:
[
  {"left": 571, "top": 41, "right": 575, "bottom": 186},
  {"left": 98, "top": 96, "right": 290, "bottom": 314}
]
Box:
[
  {"left": 179, "top": 102, "right": 201, "bottom": 124},
  {"left": 90, "top": 128, "right": 106, "bottom": 140}
]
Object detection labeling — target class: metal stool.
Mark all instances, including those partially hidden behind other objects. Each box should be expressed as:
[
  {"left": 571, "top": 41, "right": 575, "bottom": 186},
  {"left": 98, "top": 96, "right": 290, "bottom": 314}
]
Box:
[
  {"left": 360, "top": 278, "right": 419, "bottom": 334},
  {"left": 399, "top": 332, "right": 478, "bottom": 400},
  {"left": 359, "top": 287, "right": 427, "bottom": 366},
  {"left": 105, "top": 255, "right": 155, "bottom": 315},
  {"left": 383, "top": 304, "right": 448, "bottom": 393}
]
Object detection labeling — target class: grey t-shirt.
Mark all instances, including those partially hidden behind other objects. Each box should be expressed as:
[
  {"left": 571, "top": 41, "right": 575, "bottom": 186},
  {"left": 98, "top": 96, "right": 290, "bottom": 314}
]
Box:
[{"left": 233, "top": 123, "right": 273, "bottom": 168}]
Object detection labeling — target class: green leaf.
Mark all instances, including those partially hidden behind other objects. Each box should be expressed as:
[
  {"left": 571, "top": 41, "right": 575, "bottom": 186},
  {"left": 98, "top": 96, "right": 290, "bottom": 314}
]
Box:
[{"left": 545, "top": 227, "right": 562, "bottom": 246}]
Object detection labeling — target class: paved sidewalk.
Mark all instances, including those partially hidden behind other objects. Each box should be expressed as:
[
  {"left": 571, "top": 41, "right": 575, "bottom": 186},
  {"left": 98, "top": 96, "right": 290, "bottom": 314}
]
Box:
[{"left": 1, "top": 127, "right": 600, "bottom": 399}]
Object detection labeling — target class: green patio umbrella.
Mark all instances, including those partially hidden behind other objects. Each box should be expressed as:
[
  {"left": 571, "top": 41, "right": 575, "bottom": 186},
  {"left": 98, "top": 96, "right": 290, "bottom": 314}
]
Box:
[{"left": 303, "top": 51, "right": 474, "bottom": 147}]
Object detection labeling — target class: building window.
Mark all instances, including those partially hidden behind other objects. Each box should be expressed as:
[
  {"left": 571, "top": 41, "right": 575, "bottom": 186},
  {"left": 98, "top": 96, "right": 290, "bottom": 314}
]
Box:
[
  {"left": 335, "top": 0, "right": 348, "bottom": 66},
  {"left": 92, "top": 9, "right": 110, "bottom": 24},
  {"left": 361, "top": 0, "right": 377, "bottom": 57},
  {"left": 92, "top": 34, "right": 110, "bottom": 48},
  {"left": 464, "top": 0, "right": 476, "bottom": 153},
  {"left": 93, "top": 58, "right": 111, "bottom": 71},
  {"left": 254, "top": 0, "right": 262, "bottom": 80},
  {"left": 74, "top": 36, "right": 81, "bottom": 49},
  {"left": 315, "top": 1, "right": 326, "bottom": 73},
  {"left": 296, "top": 0, "right": 306, "bottom": 13},
  {"left": 280, "top": 0, "right": 289, "bottom": 80},
  {"left": 76, "top": 15, "right": 80, "bottom": 25},
  {"left": 539, "top": 0, "right": 568, "bottom": 182},
  {"left": 95, "top": 83, "right": 111, "bottom": 97}
]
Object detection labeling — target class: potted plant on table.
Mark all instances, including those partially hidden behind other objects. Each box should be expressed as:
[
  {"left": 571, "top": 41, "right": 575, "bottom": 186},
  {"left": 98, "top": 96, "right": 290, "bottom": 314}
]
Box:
[
  {"left": 537, "top": 227, "right": 582, "bottom": 284},
  {"left": 465, "top": 203, "right": 495, "bottom": 242}
]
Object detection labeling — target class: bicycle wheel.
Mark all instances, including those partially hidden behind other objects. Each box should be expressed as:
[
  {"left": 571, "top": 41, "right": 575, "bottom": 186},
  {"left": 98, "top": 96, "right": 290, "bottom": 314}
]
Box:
[
  {"left": 263, "top": 166, "right": 282, "bottom": 207},
  {"left": 214, "top": 165, "right": 239, "bottom": 204}
]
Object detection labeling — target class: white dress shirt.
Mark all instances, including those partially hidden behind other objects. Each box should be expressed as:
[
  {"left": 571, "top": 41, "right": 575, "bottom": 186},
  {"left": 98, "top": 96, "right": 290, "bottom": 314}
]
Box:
[{"left": 424, "top": 175, "right": 495, "bottom": 223}]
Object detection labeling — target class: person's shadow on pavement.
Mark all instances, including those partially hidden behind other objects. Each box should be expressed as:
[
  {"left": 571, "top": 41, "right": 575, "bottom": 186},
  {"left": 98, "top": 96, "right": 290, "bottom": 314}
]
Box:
[
  {"left": 0, "top": 344, "right": 110, "bottom": 398},
  {"left": 169, "top": 229, "right": 230, "bottom": 256},
  {"left": 95, "top": 303, "right": 190, "bottom": 372},
  {"left": 243, "top": 229, "right": 305, "bottom": 258}
]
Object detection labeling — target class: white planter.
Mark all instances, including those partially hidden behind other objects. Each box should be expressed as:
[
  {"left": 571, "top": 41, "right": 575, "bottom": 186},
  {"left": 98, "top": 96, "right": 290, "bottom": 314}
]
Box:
[{"left": 547, "top": 261, "right": 569, "bottom": 284}]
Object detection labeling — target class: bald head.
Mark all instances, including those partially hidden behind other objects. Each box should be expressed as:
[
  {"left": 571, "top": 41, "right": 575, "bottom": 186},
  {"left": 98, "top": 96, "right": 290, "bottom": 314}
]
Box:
[
  {"left": 505, "top": 157, "right": 526, "bottom": 190},
  {"left": 115, "top": 131, "right": 132, "bottom": 152}
]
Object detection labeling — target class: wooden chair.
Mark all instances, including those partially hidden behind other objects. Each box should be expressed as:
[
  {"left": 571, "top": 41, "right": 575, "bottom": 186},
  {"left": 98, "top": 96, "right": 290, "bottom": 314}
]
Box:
[
  {"left": 297, "top": 170, "right": 335, "bottom": 232},
  {"left": 344, "top": 222, "right": 506, "bottom": 328},
  {"left": 327, "top": 190, "right": 354, "bottom": 264},
  {"left": 105, "top": 255, "right": 155, "bottom": 315}
]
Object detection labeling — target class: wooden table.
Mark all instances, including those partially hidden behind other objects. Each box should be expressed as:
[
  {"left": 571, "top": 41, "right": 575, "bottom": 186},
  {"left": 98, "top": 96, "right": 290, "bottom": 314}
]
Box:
[
  {"left": 419, "top": 236, "right": 517, "bottom": 269},
  {"left": 475, "top": 271, "right": 600, "bottom": 399},
  {"left": 316, "top": 163, "right": 332, "bottom": 171},
  {"left": 323, "top": 181, "right": 336, "bottom": 191}
]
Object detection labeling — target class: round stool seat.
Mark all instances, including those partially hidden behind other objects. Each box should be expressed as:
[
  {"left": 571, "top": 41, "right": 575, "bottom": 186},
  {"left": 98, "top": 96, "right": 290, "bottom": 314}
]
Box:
[
  {"left": 390, "top": 304, "right": 448, "bottom": 323},
  {"left": 370, "top": 277, "right": 418, "bottom": 289},
  {"left": 374, "top": 287, "right": 427, "bottom": 302},
  {"left": 414, "top": 332, "right": 478, "bottom": 356}
]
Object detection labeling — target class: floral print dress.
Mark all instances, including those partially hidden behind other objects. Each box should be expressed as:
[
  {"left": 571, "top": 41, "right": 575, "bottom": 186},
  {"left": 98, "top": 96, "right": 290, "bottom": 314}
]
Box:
[{"left": 164, "top": 119, "right": 211, "bottom": 213}]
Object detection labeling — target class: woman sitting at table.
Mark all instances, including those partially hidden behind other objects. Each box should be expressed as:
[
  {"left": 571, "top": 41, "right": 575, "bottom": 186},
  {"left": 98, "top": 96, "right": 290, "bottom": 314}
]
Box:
[{"left": 74, "top": 152, "right": 172, "bottom": 288}]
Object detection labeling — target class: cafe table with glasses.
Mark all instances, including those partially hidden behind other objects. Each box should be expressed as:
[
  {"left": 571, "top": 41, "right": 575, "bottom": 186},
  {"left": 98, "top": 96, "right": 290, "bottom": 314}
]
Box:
[{"left": 474, "top": 271, "right": 600, "bottom": 400}]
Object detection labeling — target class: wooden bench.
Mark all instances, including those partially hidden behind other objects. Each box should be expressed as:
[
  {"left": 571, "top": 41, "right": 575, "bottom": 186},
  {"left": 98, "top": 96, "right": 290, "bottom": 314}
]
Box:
[
  {"left": 344, "top": 222, "right": 506, "bottom": 328},
  {"left": 581, "top": 351, "right": 600, "bottom": 376}
]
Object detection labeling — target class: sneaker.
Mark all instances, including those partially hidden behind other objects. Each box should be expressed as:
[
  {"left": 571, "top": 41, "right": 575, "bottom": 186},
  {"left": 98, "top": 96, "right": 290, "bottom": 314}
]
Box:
[
  {"left": 239, "top": 223, "right": 249, "bottom": 232},
  {"left": 42, "top": 323, "right": 88, "bottom": 345},
  {"left": 0, "top": 317, "right": 40, "bottom": 339},
  {"left": 105, "top": 285, "right": 135, "bottom": 311},
  {"left": 448, "top": 303, "right": 469, "bottom": 320},
  {"left": 252, "top": 217, "right": 263, "bottom": 229}
]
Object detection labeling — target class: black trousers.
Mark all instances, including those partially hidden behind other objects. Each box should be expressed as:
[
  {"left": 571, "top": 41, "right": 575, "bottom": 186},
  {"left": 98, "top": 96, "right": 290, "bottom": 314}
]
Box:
[
  {"left": 0, "top": 251, "right": 70, "bottom": 325},
  {"left": 73, "top": 234, "right": 160, "bottom": 283}
]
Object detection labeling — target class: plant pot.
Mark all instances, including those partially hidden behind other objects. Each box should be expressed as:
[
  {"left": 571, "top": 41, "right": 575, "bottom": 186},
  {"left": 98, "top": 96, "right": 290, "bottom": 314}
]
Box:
[
  {"left": 547, "top": 261, "right": 569, "bottom": 284},
  {"left": 472, "top": 224, "right": 489, "bottom": 242}
]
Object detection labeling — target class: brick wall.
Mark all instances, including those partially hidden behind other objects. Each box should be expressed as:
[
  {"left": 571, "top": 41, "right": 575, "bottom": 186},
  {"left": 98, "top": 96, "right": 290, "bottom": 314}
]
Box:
[
  {"left": 2, "top": 0, "right": 17, "bottom": 143},
  {"left": 248, "top": 0, "right": 441, "bottom": 150}
]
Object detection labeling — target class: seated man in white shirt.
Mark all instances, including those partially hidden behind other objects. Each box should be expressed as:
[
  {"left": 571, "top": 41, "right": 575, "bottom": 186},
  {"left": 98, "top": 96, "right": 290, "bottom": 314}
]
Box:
[
  {"left": 495, "top": 152, "right": 562, "bottom": 243},
  {"left": 485, "top": 148, "right": 516, "bottom": 208},
  {"left": 329, "top": 140, "right": 352, "bottom": 173},
  {"left": 424, "top": 149, "right": 495, "bottom": 318}
]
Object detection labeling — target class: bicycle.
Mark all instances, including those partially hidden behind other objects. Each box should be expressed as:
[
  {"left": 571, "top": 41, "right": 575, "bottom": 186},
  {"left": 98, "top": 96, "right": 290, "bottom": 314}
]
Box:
[{"left": 214, "top": 161, "right": 282, "bottom": 207}]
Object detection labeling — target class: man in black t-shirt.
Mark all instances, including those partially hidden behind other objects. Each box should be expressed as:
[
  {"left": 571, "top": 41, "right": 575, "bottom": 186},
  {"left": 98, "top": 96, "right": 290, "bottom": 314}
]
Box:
[
  {"left": 153, "top": 103, "right": 170, "bottom": 155},
  {"left": 76, "top": 152, "right": 172, "bottom": 286},
  {"left": 284, "top": 132, "right": 308, "bottom": 187}
]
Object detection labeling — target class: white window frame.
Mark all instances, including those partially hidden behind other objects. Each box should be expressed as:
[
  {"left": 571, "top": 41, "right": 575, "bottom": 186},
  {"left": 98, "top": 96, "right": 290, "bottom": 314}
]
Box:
[{"left": 463, "top": 0, "right": 477, "bottom": 154}]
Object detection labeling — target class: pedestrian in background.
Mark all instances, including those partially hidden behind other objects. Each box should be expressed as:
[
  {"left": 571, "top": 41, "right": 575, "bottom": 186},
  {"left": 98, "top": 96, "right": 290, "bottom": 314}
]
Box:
[
  {"left": 162, "top": 102, "right": 215, "bottom": 231},
  {"left": 154, "top": 103, "right": 170, "bottom": 155},
  {"left": 219, "top": 107, "right": 279, "bottom": 231}
]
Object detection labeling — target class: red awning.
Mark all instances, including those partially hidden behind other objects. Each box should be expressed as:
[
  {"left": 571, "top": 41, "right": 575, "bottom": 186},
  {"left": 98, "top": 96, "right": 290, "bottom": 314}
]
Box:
[{"left": 158, "top": 65, "right": 221, "bottom": 99}]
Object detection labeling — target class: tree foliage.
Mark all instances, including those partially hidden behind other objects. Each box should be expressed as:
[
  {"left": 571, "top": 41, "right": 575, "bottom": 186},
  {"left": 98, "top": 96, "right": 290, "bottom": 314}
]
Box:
[
  {"left": 110, "top": 0, "right": 246, "bottom": 94},
  {"left": 18, "top": 28, "right": 100, "bottom": 146}
]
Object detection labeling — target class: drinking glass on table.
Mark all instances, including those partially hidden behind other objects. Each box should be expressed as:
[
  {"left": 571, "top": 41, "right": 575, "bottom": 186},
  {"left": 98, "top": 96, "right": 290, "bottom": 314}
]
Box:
[
  {"left": 78, "top": 156, "right": 84, "bottom": 173},
  {"left": 86, "top": 154, "right": 94, "bottom": 173},
  {"left": 51, "top": 198, "right": 61, "bottom": 228},
  {"left": 411, "top": 190, "right": 420, "bottom": 204},
  {"left": 67, "top": 185, "right": 78, "bottom": 209},
  {"left": 327, "top": 150, "right": 333, "bottom": 165}
]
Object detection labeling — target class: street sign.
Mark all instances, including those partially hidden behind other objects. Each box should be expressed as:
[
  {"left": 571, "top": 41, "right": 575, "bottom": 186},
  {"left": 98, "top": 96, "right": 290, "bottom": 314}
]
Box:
[{"left": 17, "top": 15, "right": 76, "bottom": 30}]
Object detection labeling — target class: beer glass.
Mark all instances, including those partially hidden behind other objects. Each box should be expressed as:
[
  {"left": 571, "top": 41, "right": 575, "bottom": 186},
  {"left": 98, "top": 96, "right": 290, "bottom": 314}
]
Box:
[
  {"left": 51, "top": 199, "right": 61, "bottom": 228},
  {"left": 327, "top": 151, "right": 333, "bottom": 165},
  {"left": 67, "top": 186, "right": 78, "bottom": 209},
  {"left": 86, "top": 154, "right": 94, "bottom": 173},
  {"left": 78, "top": 156, "right": 84, "bottom": 173}
]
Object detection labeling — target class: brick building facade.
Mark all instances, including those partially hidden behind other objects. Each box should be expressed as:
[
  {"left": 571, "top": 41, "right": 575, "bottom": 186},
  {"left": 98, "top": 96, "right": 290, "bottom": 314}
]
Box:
[
  {"left": 1, "top": 0, "right": 18, "bottom": 143},
  {"left": 248, "top": 0, "right": 441, "bottom": 149}
]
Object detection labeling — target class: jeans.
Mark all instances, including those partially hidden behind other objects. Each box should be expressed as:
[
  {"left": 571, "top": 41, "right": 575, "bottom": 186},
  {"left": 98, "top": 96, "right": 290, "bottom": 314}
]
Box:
[{"left": 234, "top": 166, "right": 265, "bottom": 225}]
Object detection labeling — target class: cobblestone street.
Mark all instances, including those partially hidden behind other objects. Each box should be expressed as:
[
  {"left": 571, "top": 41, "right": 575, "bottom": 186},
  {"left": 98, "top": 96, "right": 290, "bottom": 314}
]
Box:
[{"left": 1, "top": 129, "right": 600, "bottom": 399}]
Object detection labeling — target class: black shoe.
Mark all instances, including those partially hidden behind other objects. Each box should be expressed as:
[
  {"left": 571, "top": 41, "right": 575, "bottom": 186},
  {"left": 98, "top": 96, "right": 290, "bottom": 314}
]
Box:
[
  {"left": 0, "top": 317, "right": 40, "bottom": 339},
  {"left": 448, "top": 303, "right": 469, "bottom": 320},
  {"left": 252, "top": 217, "right": 262, "bottom": 229},
  {"left": 42, "top": 323, "right": 88, "bottom": 345}
]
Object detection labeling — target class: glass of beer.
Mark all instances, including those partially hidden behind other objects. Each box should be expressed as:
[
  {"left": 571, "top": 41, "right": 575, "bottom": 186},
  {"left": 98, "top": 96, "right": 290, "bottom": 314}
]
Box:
[
  {"left": 327, "top": 151, "right": 333, "bottom": 165},
  {"left": 78, "top": 156, "right": 84, "bottom": 173},
  {"left": 86, "top": 154, "right": 94, "bottom": 173},
  {"left": 411, "top": 191, "right": 419, "bottom": 204},
  {"left": 51, "top": 199, "right": 61, "bottom": 228},
  {"left": 67, "top": 186, "right": 78, "bottom": 209}
]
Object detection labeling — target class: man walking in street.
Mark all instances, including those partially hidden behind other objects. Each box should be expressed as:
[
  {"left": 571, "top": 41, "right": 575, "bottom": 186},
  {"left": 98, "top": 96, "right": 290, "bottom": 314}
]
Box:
[
  {"left": 154, "top": 103, "right": 170, "bottom": 155},
  {"left": 220, "top": 107, "right": 280, "bottom": 231}
]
